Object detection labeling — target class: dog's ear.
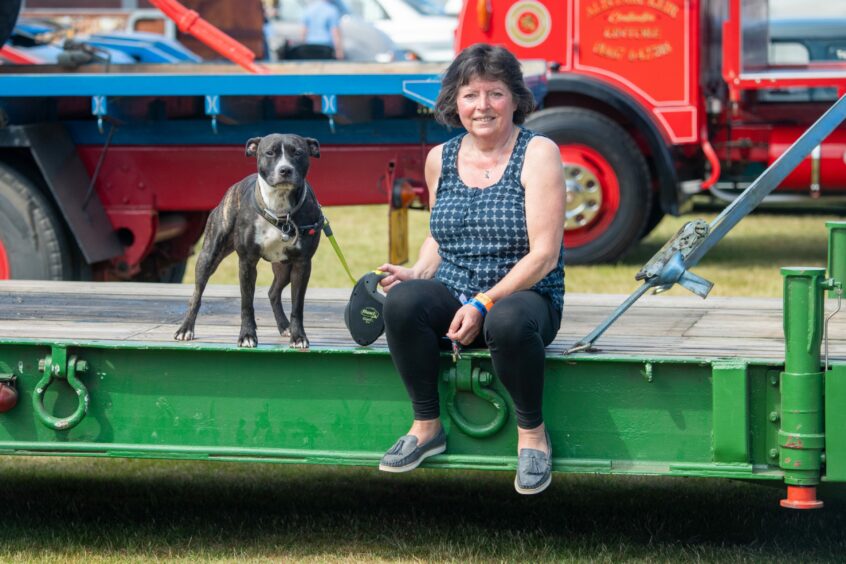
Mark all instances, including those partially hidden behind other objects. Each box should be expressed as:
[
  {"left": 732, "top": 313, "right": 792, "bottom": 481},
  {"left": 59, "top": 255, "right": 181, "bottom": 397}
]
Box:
[
  {"left": 245, "top": 137, "right": 262, "bottom": 157},
  {"left": 306, "top": 137, "right": 321, "bottom": 158}
]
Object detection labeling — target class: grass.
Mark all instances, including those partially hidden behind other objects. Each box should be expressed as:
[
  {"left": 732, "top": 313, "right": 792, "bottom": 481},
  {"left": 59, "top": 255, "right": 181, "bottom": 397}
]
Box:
[
  {"left": 4, "top": 208, "right": 846, "bottom": 562},
  {"left": 185, "top": 205, "right": 839, "bottom": 297},
  {"left": 2, "top": 457, "right": 846, "bottom": 562}
]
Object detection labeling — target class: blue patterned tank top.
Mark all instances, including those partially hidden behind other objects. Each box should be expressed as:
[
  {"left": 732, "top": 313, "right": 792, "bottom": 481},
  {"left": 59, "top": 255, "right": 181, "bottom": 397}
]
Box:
[{"left": 430, "top": 128, "right": 565, "bottom": 313}]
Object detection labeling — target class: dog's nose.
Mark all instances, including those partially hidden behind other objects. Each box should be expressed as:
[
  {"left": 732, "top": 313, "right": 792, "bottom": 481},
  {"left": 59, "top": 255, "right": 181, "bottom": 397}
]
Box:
[{"left": 278, "top": 165, "right": 294, "bottom": 177}]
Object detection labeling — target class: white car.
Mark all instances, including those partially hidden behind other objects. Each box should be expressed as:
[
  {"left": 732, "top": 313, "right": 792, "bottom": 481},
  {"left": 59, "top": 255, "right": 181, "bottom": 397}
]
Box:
[
  {"left": 344, "top": 0, "right": 457, "bottom": 62},
  {"left": 267, "top": 0, "right": 413, "bottom": 62}
]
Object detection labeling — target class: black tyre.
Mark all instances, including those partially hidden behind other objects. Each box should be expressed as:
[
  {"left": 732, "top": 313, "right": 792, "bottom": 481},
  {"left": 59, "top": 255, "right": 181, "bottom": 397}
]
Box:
[
  {"left": 0, "top": 163, "right": 72, "bottom": 280},
  {"left": 525, "top": 107, "right": 651, "bottom": 264},
  {"left": 0, "top": 0, "right": 22, "bottom": 47},
  {"left": 640, "top": 197, "right": 666, "bottom": 240}
]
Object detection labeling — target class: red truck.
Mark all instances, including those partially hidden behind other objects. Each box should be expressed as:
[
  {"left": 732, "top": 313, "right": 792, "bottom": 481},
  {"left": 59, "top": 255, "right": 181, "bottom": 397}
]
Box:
[
  {"left": 1, "top": 0, "right": 845, "bottom": 282},
  {"left": 455, "top": 0, "right": 846, "bottom": 262}
]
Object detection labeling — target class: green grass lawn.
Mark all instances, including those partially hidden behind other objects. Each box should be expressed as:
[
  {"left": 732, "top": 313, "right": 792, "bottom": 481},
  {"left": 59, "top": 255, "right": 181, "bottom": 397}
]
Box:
[
  {"left": 3, "top": 209, "right": 845, "bottom": 562},
  {"left": 185, "top": 206, "right": 837, "bottom": 297}
]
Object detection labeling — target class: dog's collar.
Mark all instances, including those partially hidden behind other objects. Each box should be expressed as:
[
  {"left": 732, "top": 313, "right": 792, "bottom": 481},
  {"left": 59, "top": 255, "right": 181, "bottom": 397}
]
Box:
[
  {"left": 253, "top": 181, "right": 324, "bottom": 242},
  {"left": 254, "top": 180, "right": 310, "bottom": 225}
]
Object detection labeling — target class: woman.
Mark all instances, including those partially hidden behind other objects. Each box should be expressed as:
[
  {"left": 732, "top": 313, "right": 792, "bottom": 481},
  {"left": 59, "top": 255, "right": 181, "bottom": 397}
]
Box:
[{"left": 376, "top": 43, "right": 565, "bottom": 495}]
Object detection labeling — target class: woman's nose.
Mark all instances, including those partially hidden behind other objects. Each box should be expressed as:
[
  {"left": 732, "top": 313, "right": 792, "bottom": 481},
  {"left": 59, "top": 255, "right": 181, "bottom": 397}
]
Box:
[{"left": 476, "top": 94, "right": 489, "bottom": 110}]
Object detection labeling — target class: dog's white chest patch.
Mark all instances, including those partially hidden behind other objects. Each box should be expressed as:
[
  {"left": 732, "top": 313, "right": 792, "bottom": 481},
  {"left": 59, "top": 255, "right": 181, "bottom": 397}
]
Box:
[{"left": 254, "top": 218, "right": 298, "bottom": 262}]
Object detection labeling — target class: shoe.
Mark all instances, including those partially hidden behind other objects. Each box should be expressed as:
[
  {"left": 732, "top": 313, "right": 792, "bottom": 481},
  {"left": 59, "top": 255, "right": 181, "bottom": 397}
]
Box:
[
  {"left": 378, "top": 427, "right": 446, "bottom": 473},
  {"left": 514, "top": 430, "right": 552, "bottom": 495}
]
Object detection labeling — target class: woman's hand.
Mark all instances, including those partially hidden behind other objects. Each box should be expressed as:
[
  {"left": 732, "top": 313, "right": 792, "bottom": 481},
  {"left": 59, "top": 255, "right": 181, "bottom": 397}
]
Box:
[
  {"left": 446, "top": 305, "right": 484, "bottom": 345},
  {"left": 377, "top": 263, "right": 415, "bottom": 291}
]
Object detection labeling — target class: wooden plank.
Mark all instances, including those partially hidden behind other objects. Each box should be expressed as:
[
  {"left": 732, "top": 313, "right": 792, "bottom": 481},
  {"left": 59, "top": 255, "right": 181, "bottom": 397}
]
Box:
[{"left": 1, "top": 280, "right": 845, "bottom": 362}]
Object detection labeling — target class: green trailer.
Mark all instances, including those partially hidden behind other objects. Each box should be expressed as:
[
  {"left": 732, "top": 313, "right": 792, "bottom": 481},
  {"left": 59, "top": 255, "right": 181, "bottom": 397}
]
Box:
[{"left": 2, "top": 226, "right": 846, "bottom": 509}]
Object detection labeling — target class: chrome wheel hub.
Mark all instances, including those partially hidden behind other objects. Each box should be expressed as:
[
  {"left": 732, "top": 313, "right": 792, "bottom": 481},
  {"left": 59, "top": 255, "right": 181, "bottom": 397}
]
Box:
[{"left": 563, "top": 162, "right": 602, "bottom": 230}]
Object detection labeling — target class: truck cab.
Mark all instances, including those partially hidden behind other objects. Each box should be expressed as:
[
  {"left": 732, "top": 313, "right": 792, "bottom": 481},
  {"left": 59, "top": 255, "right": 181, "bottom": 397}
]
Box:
[{"left": 455, "top": 0, "right": 846, "bottom": 263}]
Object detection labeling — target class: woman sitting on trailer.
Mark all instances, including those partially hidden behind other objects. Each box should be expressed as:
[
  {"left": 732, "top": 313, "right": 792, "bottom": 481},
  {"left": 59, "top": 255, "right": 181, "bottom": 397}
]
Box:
[{"left": 376, "top": 43, "right": 565, "bottom": 495}]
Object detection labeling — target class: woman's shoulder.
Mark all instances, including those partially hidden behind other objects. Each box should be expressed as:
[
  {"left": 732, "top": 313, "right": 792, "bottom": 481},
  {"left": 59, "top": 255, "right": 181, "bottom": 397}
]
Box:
[
  {"left": 426, "top": 142, "right": 446, "bottom": 164},
  {"left": 523, "top": 132, "right": 560, "bottom": 160}
]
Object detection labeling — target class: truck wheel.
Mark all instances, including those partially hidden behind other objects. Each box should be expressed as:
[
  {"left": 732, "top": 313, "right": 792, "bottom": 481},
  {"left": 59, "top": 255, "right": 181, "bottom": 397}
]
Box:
[
  {"left": 0, "top": 0, "right": 22, "bottom": 47},
  {"left": 0, "top": 163, "right": 72, "bottom": 280},
  {"left": 525, "top": 108, "right": 651, "bottom": 264},
  {"left": 640, "top": 198, "right": 665, "bottom": 240}
]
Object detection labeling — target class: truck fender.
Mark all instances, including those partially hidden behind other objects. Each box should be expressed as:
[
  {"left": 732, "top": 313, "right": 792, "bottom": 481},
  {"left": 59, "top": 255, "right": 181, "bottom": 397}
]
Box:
[
  {"left": 544, "top": 74, "right": 681, "bottom": 217},
  {"left": 0, "top": 124, "right": 123, "bottom": 265}
]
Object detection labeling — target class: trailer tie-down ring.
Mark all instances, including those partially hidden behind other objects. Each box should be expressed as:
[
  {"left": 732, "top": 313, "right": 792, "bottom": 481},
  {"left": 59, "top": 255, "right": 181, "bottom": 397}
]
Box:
[
  {"left": 444, "top": 363, "right": 508, "bottom": 438},
  {"left": 33, "top": 353, "right": 90, "bottom": 431}
]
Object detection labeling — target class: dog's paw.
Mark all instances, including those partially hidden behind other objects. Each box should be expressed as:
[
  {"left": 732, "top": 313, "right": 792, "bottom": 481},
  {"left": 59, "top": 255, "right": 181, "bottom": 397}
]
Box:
[
  {"left": 238, "top": 333, "right": 258, "bottom": 348},
  {"left": 281, "top": 328, "right": 291, "bottom": 338},
  {"left": 174, "top": 326, "right": 195, "bottom": 341},
  {"left": 289, "top": 336, "right": 310, "bottom": 350}
]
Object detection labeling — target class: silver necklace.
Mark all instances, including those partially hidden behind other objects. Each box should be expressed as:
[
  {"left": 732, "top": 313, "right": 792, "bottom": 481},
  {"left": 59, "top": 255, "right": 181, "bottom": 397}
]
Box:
[{"left": 481, "top": 129, "right": 516, "bottom": 180}]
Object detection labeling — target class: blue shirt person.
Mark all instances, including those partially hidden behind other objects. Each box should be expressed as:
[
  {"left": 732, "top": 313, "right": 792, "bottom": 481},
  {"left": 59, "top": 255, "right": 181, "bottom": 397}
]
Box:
[{"left": 302, "top": 0, "right": 344, "bottom": 59}]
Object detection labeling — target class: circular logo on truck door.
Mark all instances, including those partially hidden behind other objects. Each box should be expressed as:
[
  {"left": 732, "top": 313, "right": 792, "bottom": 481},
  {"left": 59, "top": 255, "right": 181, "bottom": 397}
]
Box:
[{"left": 506, "top": 1, "right": 551, "bottom": 48}]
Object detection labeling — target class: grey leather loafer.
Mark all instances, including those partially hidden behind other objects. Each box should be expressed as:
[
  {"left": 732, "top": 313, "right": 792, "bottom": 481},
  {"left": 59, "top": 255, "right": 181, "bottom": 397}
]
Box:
[
  {"left": 379, "top": 427, "right": 446, "bottom": 473},
  {"left": 514, "top": 432, "right": 552, "bottom": 495}
]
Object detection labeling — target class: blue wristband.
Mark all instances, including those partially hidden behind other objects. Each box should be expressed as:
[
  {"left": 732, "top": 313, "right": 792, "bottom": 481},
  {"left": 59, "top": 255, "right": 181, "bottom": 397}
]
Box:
[{"left": 467, "top": 298, "right": 487, "bottom": 318}]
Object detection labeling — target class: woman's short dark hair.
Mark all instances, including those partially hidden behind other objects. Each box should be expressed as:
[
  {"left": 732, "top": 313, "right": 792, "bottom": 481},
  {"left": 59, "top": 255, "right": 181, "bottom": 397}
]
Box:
[{"left": 434, "top": 43, "right": 535, "bottom": 128}]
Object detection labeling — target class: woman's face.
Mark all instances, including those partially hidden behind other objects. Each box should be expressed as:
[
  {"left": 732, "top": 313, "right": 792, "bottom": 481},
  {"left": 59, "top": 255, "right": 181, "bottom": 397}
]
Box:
[{"left": 455, "top": 75, "right": 517, "bottom": 139}]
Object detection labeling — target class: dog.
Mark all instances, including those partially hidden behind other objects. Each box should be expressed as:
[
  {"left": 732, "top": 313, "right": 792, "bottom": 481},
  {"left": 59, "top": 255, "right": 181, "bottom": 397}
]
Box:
[{"left": 174, "top": 133, "right": 323, "bottom": 349}]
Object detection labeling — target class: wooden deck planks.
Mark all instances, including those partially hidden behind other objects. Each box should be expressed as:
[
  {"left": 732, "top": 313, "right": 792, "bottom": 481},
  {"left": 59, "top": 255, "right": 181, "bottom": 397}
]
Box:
[{"left": 2, "top": 280, "right": 846, "bottom": 362}]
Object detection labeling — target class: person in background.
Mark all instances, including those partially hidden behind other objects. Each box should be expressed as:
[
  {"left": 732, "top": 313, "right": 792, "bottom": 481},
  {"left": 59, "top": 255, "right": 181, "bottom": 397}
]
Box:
[
  {"left": 376, "top": 44, "right": 565, "bottom": 495},
  {"left": 301, "top": 0, "right": 344, "bottom": 59}
]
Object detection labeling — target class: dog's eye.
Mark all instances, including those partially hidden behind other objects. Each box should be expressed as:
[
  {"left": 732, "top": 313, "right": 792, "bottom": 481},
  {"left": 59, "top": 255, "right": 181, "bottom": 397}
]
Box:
[{"left": 294, "top": 149, "right": 304, "bottom": 156}]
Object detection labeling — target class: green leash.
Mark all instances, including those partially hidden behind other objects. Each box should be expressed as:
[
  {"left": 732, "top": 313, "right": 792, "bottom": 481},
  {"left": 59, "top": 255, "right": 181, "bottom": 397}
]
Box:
[{"left": 322, "top": 217, "right": 357, "bottom": 285}]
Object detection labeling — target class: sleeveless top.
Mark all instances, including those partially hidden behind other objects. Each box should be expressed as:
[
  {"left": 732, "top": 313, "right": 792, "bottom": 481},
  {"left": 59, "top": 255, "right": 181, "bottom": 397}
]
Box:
[{"left": 430, "top": 128, "right": 565, "bottom": 313}]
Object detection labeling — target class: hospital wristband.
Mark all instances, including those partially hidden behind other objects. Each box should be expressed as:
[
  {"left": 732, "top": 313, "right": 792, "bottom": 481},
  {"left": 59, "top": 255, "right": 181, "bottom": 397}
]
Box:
[{"left": 467, "top": 298, "right": 488, "bottom": 318}]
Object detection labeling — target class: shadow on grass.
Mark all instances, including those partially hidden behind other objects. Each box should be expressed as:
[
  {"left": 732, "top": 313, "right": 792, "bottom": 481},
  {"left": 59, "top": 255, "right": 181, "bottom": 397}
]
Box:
[{"left": 1, "top": 459, "right": 845, "bottom": 561}]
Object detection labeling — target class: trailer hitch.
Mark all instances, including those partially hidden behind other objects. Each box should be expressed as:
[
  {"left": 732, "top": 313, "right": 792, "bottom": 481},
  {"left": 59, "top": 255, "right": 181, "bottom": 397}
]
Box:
[
  {"left": 33, "top": 348, "right": 90, "bottom": 431},
  {"left": 443, "top": 360, "right": 508, "bottom": 438}
]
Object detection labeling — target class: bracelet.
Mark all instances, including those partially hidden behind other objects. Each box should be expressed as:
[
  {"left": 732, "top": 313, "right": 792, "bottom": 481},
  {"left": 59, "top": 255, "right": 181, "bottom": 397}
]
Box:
[
  {"left": 474, "top": 292, "right": 494, "bottom": 311},
  {"left": 467, "top": 298, "right": 488, "bottom": 318}
]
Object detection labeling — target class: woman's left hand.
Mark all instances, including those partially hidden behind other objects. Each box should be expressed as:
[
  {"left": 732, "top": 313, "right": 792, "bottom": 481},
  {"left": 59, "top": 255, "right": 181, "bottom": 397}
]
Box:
[{"left": 446, "top": 305, "right": 484, "bottom": 345}]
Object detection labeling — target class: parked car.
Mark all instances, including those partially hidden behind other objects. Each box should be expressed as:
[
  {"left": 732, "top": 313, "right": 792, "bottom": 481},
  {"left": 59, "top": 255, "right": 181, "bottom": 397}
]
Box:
[
  {"left": 343, "top": 0, "right": 456, "bottom": 62},
  {"left": 266, "top": 0, "right": 415, "bottom": 62}
]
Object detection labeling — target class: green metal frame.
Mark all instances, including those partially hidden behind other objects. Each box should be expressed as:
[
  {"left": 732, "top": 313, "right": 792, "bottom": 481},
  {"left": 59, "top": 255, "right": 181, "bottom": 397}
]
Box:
[
  {"left": 0, "top": 340, "right": 792, "bottom": 480},
  {"left": 1, "top": 222, "right": 845, "bottom": 502}
]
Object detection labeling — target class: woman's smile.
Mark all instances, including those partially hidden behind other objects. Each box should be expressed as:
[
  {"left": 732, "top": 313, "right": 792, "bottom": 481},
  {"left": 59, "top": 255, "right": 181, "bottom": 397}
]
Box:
[{"left": 457, "top": 77, "right": 518, "bottom": 138}]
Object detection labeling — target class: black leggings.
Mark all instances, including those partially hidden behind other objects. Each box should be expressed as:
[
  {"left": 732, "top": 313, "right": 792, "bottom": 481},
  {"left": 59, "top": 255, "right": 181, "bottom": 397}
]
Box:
[{"left": 383, "top": 279, "right": 561, "bottom": 429}]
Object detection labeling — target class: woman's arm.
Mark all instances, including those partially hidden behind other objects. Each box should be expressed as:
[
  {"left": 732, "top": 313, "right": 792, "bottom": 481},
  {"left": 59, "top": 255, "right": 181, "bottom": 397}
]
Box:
[
  {"left": 378, "top": 144, "right": 444, "bottom": 290},
  {"left": 447, "top": 136, "right": 565, "bottom": 344}
]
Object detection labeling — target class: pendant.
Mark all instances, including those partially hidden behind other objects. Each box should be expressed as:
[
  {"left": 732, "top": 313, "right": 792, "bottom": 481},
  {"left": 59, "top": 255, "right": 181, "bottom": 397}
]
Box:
[{"left": 484, "top": 169, "right": 491, "bottom": 179}]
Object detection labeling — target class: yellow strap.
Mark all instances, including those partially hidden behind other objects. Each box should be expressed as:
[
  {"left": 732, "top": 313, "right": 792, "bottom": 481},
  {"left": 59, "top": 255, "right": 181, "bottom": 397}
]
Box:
[{"left": 322, "top": 217, "right": 358, "bottom": 285}]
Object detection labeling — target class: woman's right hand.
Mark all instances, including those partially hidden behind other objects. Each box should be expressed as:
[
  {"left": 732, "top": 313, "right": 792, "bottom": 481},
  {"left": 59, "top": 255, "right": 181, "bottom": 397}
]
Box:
[{"left": 377, "top": 263, "right": 415, "bottom": 291}]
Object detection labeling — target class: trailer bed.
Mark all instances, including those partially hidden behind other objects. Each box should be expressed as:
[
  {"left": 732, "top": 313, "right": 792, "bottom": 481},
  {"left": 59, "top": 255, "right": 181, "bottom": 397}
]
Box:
[{"left": 2, "top": 280, "right": 845, "bottom": 362}]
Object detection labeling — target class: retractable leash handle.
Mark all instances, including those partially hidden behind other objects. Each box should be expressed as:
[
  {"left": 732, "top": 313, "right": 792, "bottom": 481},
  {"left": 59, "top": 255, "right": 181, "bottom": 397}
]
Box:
[
  {"left": 345, "top": 270, "right": 389, "bottom": 346},
  {"left": 568, "top": 93, "right": 846, "bottom": 355}
]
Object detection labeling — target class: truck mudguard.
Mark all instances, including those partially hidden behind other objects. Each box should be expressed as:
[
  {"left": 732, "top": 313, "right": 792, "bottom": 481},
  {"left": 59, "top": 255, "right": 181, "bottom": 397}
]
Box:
[
  {"left": 0, "top": 124, "right": 123, "bottom": 264},
  {"left": 546, "top": 73, "right": 681, "bottom": 216}
]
